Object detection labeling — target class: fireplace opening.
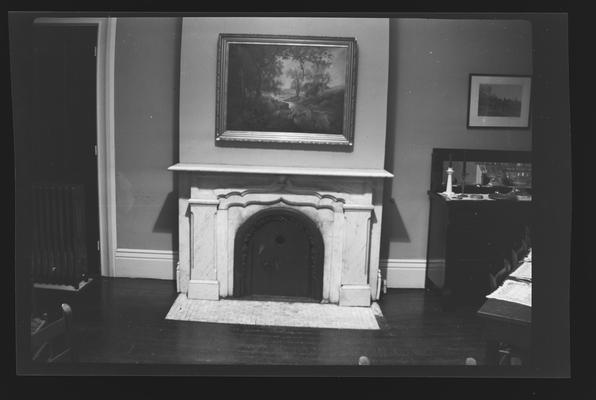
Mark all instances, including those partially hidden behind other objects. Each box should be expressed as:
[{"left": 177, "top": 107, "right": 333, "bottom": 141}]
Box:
[{"left": 233, "top": 207, "right": 324, "bottom": 302}]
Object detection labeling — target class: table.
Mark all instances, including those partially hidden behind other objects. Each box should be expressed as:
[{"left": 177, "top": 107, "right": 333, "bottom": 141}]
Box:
[{"left": 477, "top": 293, "right": 531, "bottom": 365}]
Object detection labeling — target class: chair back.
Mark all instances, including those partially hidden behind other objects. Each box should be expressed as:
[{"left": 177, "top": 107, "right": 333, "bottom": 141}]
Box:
[{"left": 31, "top": 303, "right": 78, "bottom": 363}]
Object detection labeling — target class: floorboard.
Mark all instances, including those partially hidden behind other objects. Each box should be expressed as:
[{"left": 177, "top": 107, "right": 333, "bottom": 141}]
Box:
[{"left": 32, "top": 277, "right": 486, "bottom": 366}]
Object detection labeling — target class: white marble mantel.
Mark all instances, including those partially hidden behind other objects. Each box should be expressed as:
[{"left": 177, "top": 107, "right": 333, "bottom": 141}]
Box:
[
  {"left": 170, "top": 163, "right": 393, "bottom": 307},
  {"left": 169, "top": 163, "right": 394, "bottom": 178}
]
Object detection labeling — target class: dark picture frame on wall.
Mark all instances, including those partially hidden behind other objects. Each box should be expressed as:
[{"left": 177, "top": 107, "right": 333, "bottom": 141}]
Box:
[
  {"left": 467, "top": 74, "right": 532, "bottom": 129},
  {"left": 215, "top": 34, "right": 358, "bottom": 149}
]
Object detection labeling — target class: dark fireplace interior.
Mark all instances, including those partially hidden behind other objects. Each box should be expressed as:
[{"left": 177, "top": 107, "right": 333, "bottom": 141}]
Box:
[{"left": 233, "top": 208, "right": 324, "bottom": 302}]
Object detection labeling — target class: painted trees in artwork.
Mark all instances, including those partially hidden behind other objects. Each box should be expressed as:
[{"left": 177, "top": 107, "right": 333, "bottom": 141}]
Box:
[
  {"left": 229, "top": 45, "right": 283, "bottom": 101},
  {"left": 286, "top": 68, "right": 303, "bottom": 98},
  {"left": 226, "top": 43, "right": 345, "bottom": 134},
  {"left": 282, "top": 47, "right": 333, "bottom": 100},
  {"left": 478, "top": 84, "right": 523, "bottom": 117}
]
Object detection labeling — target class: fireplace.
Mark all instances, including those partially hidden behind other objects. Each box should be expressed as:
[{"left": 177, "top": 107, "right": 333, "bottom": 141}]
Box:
[
  {"left": 233, "top": 207, "right": 324, "bottom": 301},
  {"left": 169, "top": 163, "right": 392, "bottom": 307}
]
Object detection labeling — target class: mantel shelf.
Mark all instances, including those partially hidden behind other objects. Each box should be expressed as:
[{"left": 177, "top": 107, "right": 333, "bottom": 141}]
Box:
[{"left": 168, "top": 163, "right": 394, "bottom": 178}]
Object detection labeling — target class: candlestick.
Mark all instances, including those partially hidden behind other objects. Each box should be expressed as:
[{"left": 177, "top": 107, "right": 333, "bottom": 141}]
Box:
[
  {"left": 446, "top": 167, "right": 454, "bottom": 196},
  {"left": 461, "top": 152, "right": 466, "bottom": 195}
]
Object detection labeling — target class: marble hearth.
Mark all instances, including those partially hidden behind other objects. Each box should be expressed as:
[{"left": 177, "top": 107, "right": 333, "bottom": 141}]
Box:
[{"left": 169, "top": 163, "right": 393, "bottom": 307}]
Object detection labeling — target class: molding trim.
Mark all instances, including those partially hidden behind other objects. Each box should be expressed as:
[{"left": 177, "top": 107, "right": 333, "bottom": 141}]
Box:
[
  {"left": 114, "top": 249, "right": 178, "bottom": 280},
  {"left": 104, "top": 18, "right": 118, "bottom": 277},
  {"left": 110, "top": 252, "right": 426, "bottom": 289},
  {"left": 380, "top": 259, "right": 426, "bottom": 289}
]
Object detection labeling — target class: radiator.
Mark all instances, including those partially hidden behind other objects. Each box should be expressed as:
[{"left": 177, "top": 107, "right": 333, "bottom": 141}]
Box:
[{"left": 31, "top": 183, "right": 88, "bottom": 288}]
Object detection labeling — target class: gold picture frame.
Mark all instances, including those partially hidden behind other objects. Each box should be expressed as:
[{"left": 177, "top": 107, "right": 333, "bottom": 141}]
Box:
[{"left": 215, "top": 34, "right": 358, "bottom": 149}]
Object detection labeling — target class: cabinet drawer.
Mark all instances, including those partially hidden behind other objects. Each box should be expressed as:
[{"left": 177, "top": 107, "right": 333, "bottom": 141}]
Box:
[{"left": 449, "top": 206, "right": 496, "bottom": 225}]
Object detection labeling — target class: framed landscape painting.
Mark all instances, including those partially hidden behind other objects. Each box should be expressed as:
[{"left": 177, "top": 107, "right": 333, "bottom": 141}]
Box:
[
  {"left": 215, "top": 34, "right": 358, "bottom": 148},
  {"left": 467, "top": 74, "right": 532, "bottom": 129}
]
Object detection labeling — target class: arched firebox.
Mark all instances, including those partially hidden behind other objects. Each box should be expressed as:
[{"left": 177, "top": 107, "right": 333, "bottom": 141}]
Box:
[{"left": 233, "top": 207, "right": 324, "bottom": 301}]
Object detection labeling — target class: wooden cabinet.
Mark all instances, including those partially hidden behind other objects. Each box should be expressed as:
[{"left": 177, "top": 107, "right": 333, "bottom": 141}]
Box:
[
  {"left": 425, "top": 148, "right": 532, "bottom": 308},
  {"left": 426, "top": 193, "right": 531, "bottom": 307}
]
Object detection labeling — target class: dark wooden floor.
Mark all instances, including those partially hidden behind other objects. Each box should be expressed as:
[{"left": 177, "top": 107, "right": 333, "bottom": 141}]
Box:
[{"left": 33, "top": 277, "right": 486, "bottom": 366}]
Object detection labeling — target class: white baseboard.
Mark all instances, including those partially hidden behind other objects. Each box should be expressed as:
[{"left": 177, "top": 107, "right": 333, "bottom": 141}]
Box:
[
  {"left": 111, "top": 252, "right": 426, "bottom": 287},
  {"left": 380, "top": 259, "right": 426, "bottom": 289},
  {"left": 114, "top": 248, "right": 178, "bottom": 280}
]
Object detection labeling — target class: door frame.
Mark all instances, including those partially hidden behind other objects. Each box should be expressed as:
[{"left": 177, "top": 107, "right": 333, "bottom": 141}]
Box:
[{"left": 34, "top": 17, "right": 118, "bottom": 277}]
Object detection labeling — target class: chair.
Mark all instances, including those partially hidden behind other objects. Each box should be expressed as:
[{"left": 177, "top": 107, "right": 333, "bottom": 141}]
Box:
[
  {"left": 31, "top": 303, "right": 78, "bottom": 363},
  {"left": 488, "top": 254, "right": 512, "bottom": 292}
]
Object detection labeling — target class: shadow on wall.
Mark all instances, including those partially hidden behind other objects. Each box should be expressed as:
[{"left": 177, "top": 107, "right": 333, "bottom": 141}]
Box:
[
  {"left": 161, "top": 18, "right": 182, "bottom": 280},
  {"left": 380, "top": 197, "right": 411, "bottom": 260},
  {"left": 150, "top": 17, "right": 182, "bottom": 281},
  {"left": 153, "top": 190, "right": 179, "bottom": 244},
  {"left": 379, "top": 20, "right": 410, "bottom": 261},
  {"left": 153, "top": 190, "right": 179, "bottom": 281}
]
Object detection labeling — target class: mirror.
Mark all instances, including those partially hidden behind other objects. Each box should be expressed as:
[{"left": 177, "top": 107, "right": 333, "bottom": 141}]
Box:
[
  {"left": 442, "top": 161, "right": 532, "bottom": 189},
  {"left": 430, "top": 148, "right": 532, "bottom": 195}
]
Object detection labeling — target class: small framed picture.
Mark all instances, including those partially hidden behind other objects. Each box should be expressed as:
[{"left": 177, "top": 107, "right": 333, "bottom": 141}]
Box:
[{"left": 467, "top": 74, "right": 532, "bottom": 129}]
